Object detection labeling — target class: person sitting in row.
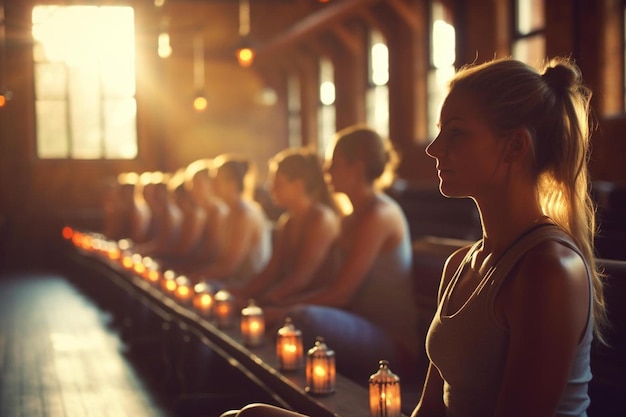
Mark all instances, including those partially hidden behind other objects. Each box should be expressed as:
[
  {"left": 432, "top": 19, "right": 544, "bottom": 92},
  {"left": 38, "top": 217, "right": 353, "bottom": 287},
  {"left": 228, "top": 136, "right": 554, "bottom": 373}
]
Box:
[
  {"left": 188, "top": 154, "right": 272, "bottom": 287},
  {"left": 221, "top": 125, "right": 419, "bottom": 416},
  {"left": 144, "top": 170, "right": 208, "bottom": 269},
  {"left": 226, "top": 147, "right": 341, "bottom": 308},
  {"left": 182, "top": 158, "right": 229, "bottom": 269},
  {"left": 132, "top": 171, "right": 184, "bottom": 258}
]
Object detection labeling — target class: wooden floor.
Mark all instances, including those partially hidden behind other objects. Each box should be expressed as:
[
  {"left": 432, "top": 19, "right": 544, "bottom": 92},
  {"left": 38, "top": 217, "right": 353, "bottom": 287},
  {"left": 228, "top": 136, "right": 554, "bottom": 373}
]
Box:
[{"left": 0, "top": 271, "right": 174, "bottom": 417}]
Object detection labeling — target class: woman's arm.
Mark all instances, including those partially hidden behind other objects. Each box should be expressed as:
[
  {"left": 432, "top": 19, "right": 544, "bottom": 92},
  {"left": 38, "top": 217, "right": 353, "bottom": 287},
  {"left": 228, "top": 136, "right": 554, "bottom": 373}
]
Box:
[
  {"left": 198, "top": 206, "right": 257, "bottom": 280},
  {"left": 285, "top": 203, "right": 394, "bottom": 307},
  {"left": 263, "top": 208, "right": 339, "bottom": 303},
  {"left": 494, "top": 241, "right": 590, "bottom": 417},
  {"left": 412, "top": 363, "right": 445, "bottom": 417},
  {"left": 229, "top": 215, "right": 288, "bottom": 300}
]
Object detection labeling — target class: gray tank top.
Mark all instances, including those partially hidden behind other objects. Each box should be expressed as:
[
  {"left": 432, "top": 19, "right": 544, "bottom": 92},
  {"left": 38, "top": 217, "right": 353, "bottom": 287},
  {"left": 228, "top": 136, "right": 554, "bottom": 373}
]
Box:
[{"left": 426, "top": 224, "right": 593, "bottom": 417}]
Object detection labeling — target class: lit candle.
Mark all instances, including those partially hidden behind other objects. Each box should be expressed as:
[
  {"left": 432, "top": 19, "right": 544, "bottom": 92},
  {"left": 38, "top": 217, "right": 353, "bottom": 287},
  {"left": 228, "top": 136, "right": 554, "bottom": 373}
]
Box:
[
  {"left": 276, "top": 317, "right": 303, "bottom": 372},
  {"left": 305, "top": 337, "right": 335, "bottom": 395},
  {"left": 369, "top": 360, "right": 401, "bottom": 417},
  {"left": 174, "top": 275, "right": 193, "bottom": 304},
  {"left": 161, "top": 270, "right": 178, "bottom": 295},
  {"left": 192, "top": 282, "right": 214, "bottom": 317},
  {"left": 240, "top": 299, "right": 265, "bottom": 347},
  {"left": 213, "top": 290, "right": 235, "bottom": 328}
]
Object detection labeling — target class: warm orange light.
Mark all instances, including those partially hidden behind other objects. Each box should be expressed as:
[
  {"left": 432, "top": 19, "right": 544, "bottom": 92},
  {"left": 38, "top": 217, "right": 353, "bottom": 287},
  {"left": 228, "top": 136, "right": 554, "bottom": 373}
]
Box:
[
  {"left": 193, "top": 95, "right": 207, "bottom": 111},
  {"left": 148, "top": 269, "right": 160, "bottom": 283},
  {"left": 236, "top": 47, "right": 255, "bottom": 67},
  {"left": 165, "top": 279, "right": 177, "bottom": 292},
  {"left": 62, "top": 226, "right": 74, "bottom": 240},
  {"left": 82, "top": 235, "right": 94, "bottom": 250},
  {"left": 0, "top": 95, "right": 6, "bottom": 108},
  {"left": 122, "top": 255, "right": 134, "bottom": 269},
  {"left": 107, "top": 246, "right": 121, "bottom": 261}
]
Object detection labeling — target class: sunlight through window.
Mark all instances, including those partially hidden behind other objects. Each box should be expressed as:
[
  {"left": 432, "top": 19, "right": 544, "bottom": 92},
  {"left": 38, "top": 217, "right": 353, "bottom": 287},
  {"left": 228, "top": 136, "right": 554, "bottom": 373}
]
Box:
[{"left": 32, "top": 5, "right": 137, "bottom": 159}]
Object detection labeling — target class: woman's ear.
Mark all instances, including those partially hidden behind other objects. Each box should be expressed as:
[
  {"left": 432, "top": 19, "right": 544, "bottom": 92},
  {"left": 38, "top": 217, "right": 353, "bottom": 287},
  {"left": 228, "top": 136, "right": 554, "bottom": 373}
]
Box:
[{"left": 503, "top": 128, "right": 532, "bottom": 163}]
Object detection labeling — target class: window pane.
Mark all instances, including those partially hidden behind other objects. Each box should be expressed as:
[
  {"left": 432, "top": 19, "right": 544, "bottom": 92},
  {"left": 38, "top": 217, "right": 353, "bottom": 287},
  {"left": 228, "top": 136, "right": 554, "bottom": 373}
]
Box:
[
  {"left": 516, "top": 0, "right": 545, "bottom": 35},
  {"left": 36, "top": 101, "right": 68, "bottom": 158},
  {"left": 512, "top": 35, "right": 546, "bottom": 68},
  {"left": 366, "top": 85, "right": 389, "bottom": 139},
  {"left": 32, "top": 5, "right": 137, "bottom": 160},
  {"left": 104, "top": 99, "right": 138, "bottom": 159},
  {"left": 68, "top": 66, "right": 102, "bottom": 159},
  {"left": 34, "top": 63, "right": 67, "bottom": 98}
]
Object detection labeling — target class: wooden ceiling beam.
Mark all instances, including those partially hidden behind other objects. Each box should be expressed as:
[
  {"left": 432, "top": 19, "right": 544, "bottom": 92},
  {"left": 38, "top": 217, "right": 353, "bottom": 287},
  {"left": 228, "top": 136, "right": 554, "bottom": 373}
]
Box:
[
  {"left": 387, "top": 0, "right": 421, "bottom": 32},
  {"left": 256, "top": 0, "right": 381, "bottom": 58}
]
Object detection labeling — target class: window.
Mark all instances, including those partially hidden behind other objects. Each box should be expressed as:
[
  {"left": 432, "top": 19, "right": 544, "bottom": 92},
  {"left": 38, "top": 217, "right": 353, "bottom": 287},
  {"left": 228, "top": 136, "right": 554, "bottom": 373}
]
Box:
[
  {"left": 318, "top": 57, "right": 335, "bottom": 157},
  {"left": 366, "top": 29, "right": 389, "bottom": 139},
  {"left": 32, "top": 5, "right": 137, "bottom": 159},
  {"left": 512, "top": 0, "right": 545, "bottom": 68},
  {"left": 287, "top": 73, "right": 302, "bottom": 148},
  {"left": 428, "top": 1, "right": 456, "bottom": 139}
]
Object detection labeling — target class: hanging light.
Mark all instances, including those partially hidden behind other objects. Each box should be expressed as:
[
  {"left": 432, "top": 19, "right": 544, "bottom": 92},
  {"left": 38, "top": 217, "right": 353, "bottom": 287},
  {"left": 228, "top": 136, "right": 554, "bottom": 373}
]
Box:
[
  {"left": 305, "top": 337, "right": 335, "bottom": 396},
  {"left": 235, "top": 0, "right": 255, "bottom": 67},
  {"left": 369, "top": 360, "right": 401, "bottom": 417},
  {"left": 276, "top": 317, "right": 303, "bottom": 372},
  {"left": 192, "top": 33, "right": 207, "bottom": 111}
]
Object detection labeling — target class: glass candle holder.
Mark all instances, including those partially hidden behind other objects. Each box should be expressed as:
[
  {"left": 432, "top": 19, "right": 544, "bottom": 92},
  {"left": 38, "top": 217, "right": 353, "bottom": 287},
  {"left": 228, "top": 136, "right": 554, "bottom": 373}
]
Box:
[
  {"left": 240, "top": 299, "right": 265, "bottom": 347},
  {"left": 161, "top": 269, "right": 178, "bottom": 295},
  {"left": 192, "top": 281, "right": 214, "bottom": 317},
  {"left": 276, "top": 317, "right": 303, "bottom": 372},
  {"left": 305, "top": 337, "right": 335, "bottom": 396},
  {"left": 369, "top": 360, "right": 401, "bottom": 417},
  {"left": 213, "top": 289, "right": 235, "bottom": 328},
  {"left": 174, "top": 275, "right": 193, "bottom": 304}
]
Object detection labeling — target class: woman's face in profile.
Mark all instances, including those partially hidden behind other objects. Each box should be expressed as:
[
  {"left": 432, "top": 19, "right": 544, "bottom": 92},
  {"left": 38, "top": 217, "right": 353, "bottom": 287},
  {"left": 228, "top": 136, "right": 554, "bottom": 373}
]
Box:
[
  {"left": 426, "top": 91, "right": 507, "bottom": 199},
  {"left": 325, "top": 147, "right": 353, "bottom": 194}
]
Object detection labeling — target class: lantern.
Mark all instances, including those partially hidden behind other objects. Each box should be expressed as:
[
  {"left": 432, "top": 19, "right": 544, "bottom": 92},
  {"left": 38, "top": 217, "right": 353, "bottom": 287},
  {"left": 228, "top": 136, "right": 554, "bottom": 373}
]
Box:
[
  {"left": 240, "top": 299, "right": 265, "bottom": 347},
  {"left": 145, "top": 259, "right": 161, "bottom": 285},
  {"left": 305, "top": 337, "right": 335, "bottom": 395},
  {"left": 192, "top": 281, "right": 214, "bottom": 317},
  {"left": 161, "top": 270, "right": 178, "bottom": 295},
  {"left": 276, "top": 317, "right": 303, "bottom": 372},
  {"left": 369, "top": 360, "right": 401, "bottom": 417},
  {"left": 213, "top": 289, "right": 235, "bottom": 328},
  {"left": 174, "top": 275, "right": 193, "bottom": 304}
]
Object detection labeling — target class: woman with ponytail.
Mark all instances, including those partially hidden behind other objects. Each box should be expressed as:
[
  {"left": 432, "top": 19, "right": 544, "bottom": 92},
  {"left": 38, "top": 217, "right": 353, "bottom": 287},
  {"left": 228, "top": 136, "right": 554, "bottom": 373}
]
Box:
[
  {"left": 413, "top": 56, "right": 607, "bottom": 417},
  {"left": 227, "top": 147, "right": 341, "bottom": 307}
]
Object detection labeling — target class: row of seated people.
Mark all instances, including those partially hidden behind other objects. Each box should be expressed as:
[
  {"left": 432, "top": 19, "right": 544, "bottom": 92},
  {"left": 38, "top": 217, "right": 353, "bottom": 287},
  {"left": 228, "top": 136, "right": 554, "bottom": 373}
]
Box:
[{"left": 99, "top": 124, "right": 422, "bottom": 384}]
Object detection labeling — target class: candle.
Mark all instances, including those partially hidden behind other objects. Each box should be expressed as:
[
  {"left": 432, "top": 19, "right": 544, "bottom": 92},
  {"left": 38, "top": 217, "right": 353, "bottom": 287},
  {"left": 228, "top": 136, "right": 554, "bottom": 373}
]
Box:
[
  {"left": 174, "top": 275, "right": 193, "bottom": 304},
  {"left": 213, "top": 290, "right": 235, "bottom": 328},
  {"left": 369, "top": 360, "right": 401, "bottom": 417},
  {"left": 276, "top": 317, "right": 303, "bottom": 371},
  {"left": 161, "top": 270, "right": 178, "bottom": 295},
  {"left": 192, "top": 282, "right": 214, "bottom": 317},
  {"left": 241, "top": 299, "right": 265, "bottom": 347},
  {"left": 305, "top": 337, "right": 335, "bottom": 395}
]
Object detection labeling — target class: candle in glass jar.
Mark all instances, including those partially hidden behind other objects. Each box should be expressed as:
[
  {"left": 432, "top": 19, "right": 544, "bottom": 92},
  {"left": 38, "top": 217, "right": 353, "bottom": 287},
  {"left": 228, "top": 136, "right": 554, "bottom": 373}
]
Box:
[
  {"left": 213, "top": 290, "right": 235, "bottom": 328},
  {"left": 305, "top": 337, "right": 335, "bottom": 395},
  {"left": 241, "top": 300, "right": 264, "bottom": 347},
  {"left": 276, "top": 317, "right": 303, "bottom": 371}
]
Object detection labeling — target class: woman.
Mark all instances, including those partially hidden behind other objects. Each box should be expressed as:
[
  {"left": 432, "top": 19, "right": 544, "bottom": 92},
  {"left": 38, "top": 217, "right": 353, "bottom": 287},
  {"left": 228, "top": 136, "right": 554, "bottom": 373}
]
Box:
[
  {"left": 413, "top": 57, "right": 607, "bottom": 417},
  {"left": 220, "top": 125, "right": 418, "bottom": 417},
  {"left": 227, "top": 147, "right": 340, "bottom": 307},
  {"left": 152, "top": 170, "right": 208, "bottom": 269},
  {"left": 189, "top": 154, "right": 271, "bottom": 286}
]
